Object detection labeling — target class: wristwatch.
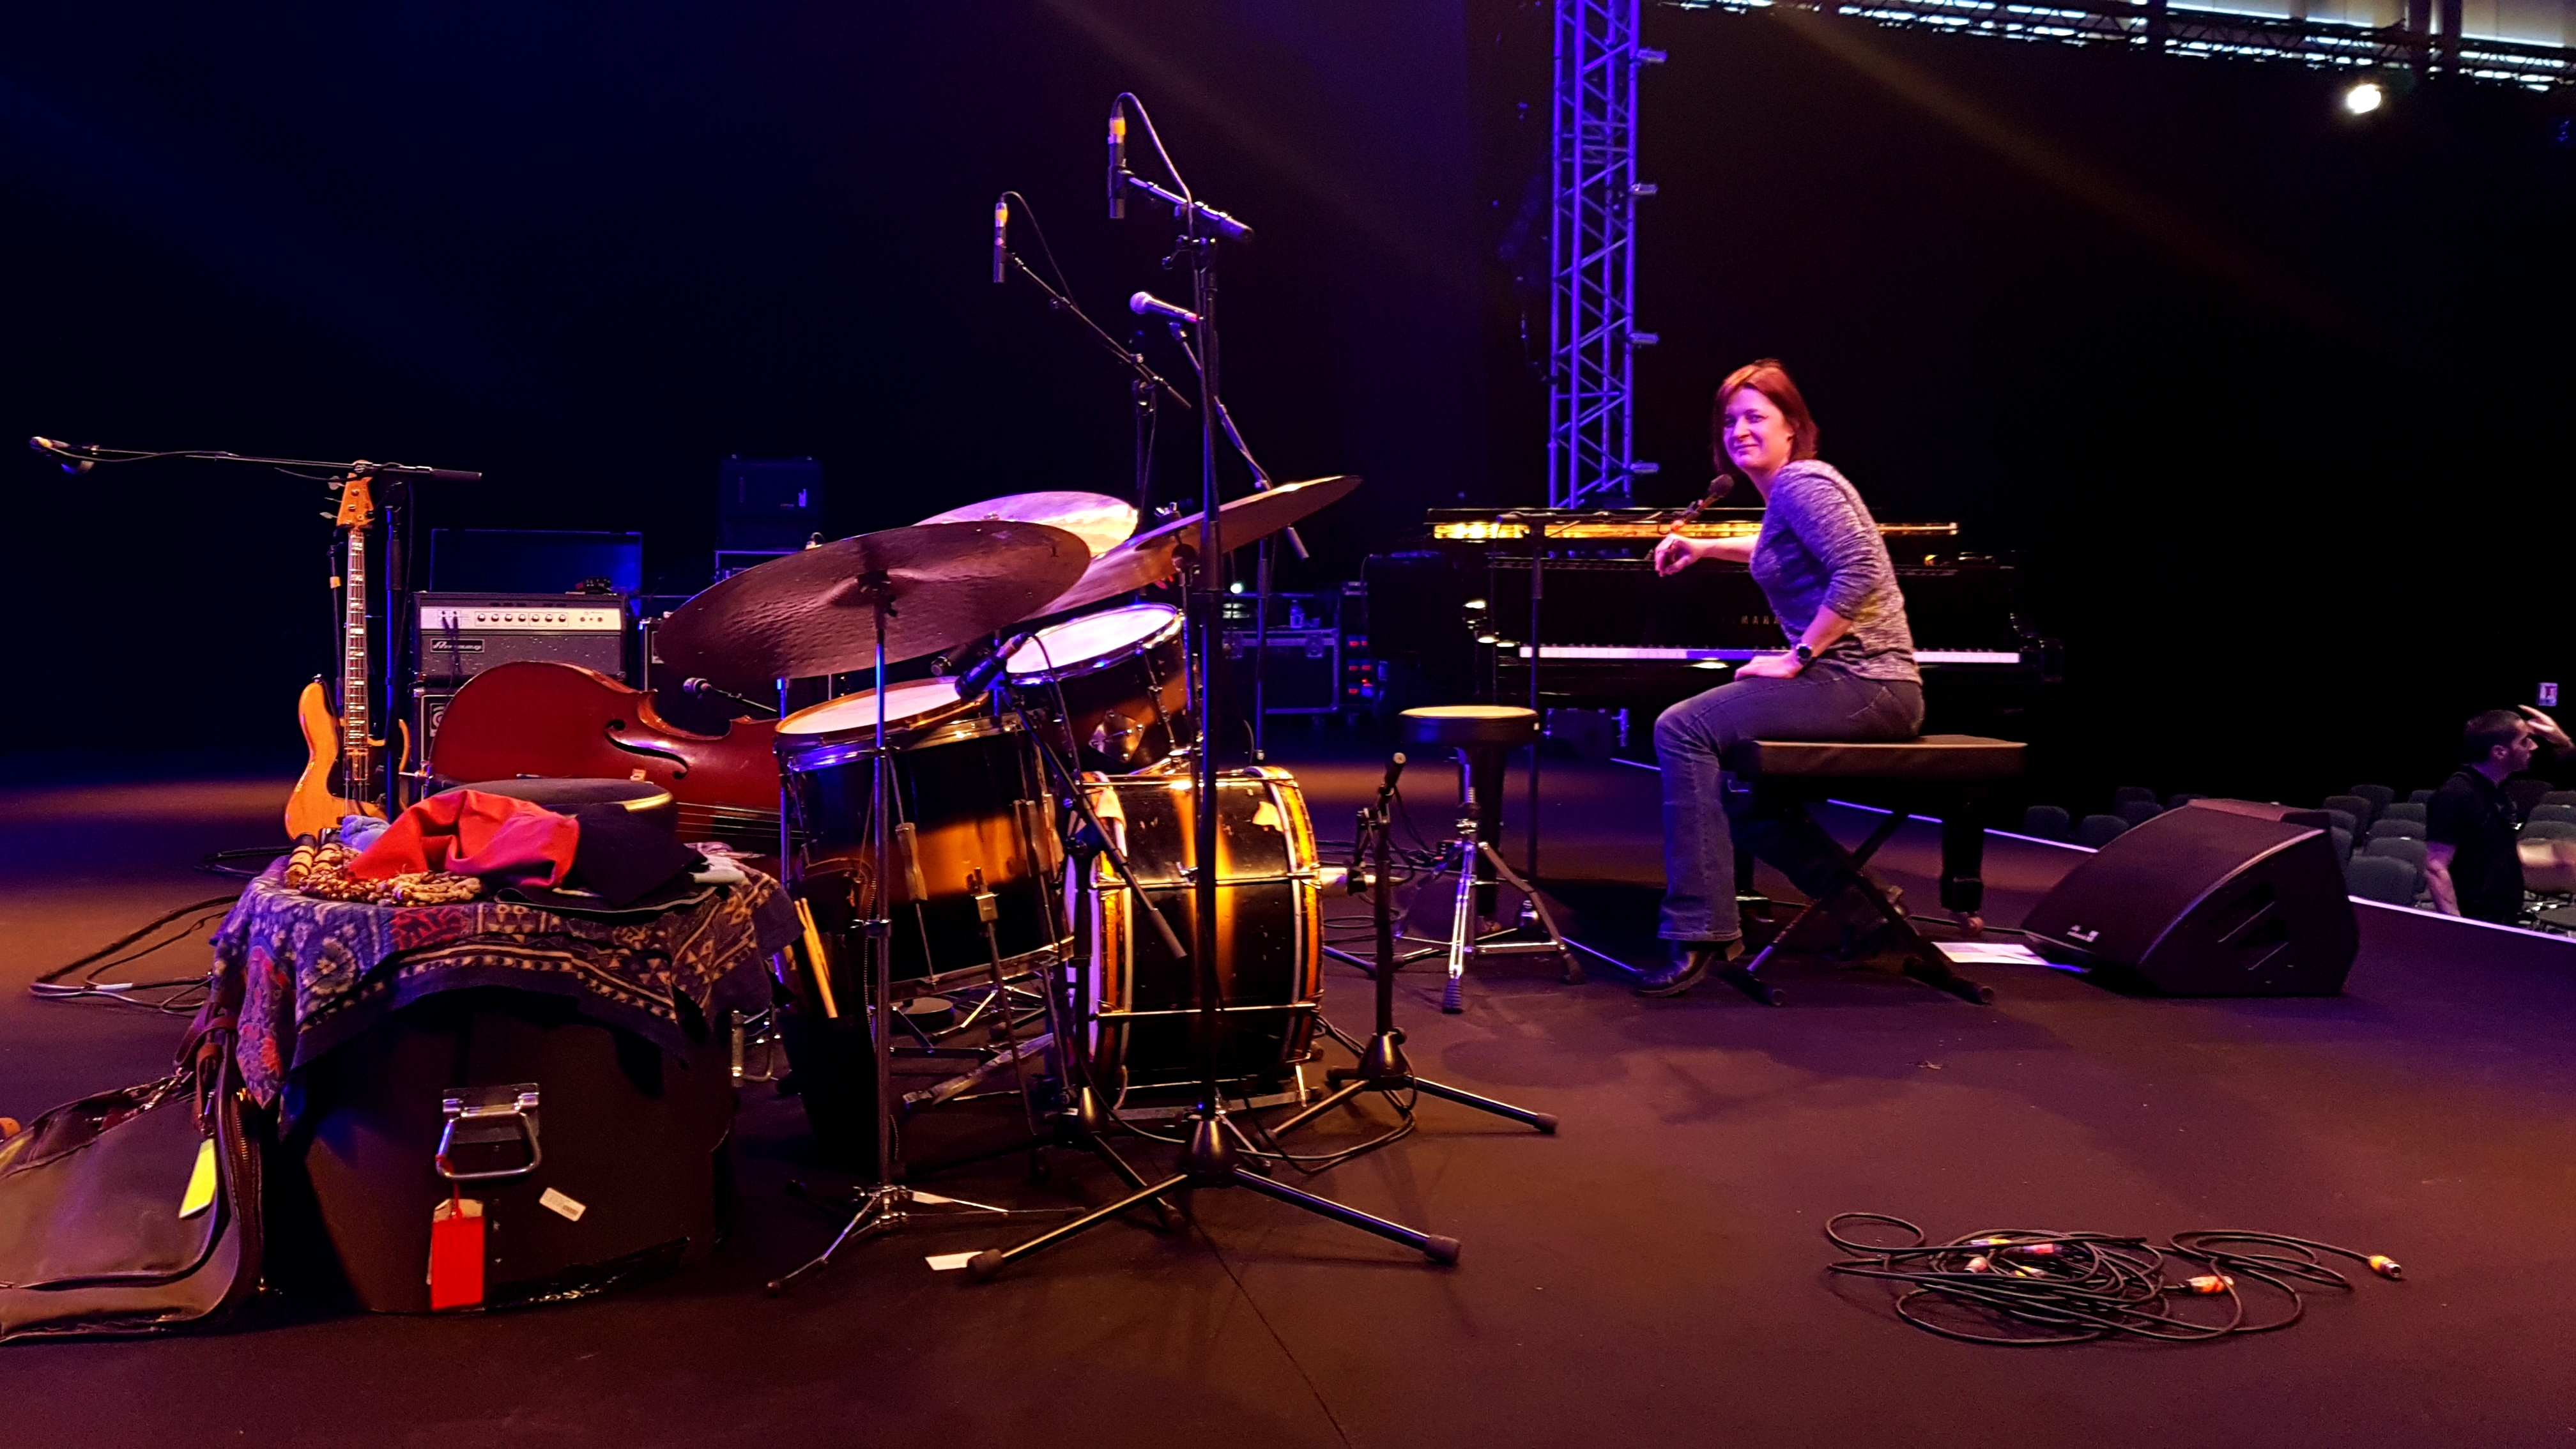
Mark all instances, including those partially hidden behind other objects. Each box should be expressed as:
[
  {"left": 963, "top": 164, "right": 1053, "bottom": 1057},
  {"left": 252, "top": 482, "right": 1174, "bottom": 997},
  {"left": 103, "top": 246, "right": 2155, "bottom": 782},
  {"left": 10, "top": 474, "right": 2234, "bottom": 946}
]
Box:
[{"left": 1793, "top": 643, "right": 1814, "bottom": 667}]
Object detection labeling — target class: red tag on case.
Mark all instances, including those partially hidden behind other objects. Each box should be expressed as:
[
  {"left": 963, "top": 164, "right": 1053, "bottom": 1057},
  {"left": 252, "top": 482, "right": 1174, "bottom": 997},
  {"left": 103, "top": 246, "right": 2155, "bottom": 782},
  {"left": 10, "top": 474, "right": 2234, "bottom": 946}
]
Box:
[{"left": 429, "top": 1197, "right": 486, "bottom": 1311}]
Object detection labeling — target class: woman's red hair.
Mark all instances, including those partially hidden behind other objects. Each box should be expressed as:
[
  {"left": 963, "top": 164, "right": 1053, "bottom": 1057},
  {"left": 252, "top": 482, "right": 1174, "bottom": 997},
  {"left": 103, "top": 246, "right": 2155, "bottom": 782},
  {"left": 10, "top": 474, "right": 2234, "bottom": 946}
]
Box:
[{"left": 1710, "top": 358, "right": 1821, "bottom": 484}]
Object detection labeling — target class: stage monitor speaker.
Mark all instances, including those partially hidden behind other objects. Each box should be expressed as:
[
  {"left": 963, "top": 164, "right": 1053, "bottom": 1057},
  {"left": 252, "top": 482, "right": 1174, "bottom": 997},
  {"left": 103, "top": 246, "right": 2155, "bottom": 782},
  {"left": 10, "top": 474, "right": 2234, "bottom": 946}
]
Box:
[{"left": 2021, "top": 804, "right": 2357, "bottom": 995}]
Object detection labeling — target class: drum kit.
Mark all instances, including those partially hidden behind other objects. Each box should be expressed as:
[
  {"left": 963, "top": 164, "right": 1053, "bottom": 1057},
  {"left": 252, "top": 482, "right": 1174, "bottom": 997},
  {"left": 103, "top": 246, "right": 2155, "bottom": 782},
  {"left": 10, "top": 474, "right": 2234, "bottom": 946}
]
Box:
[{"left": 653, "top": 475, "right": 1372, "bottom": 1282}]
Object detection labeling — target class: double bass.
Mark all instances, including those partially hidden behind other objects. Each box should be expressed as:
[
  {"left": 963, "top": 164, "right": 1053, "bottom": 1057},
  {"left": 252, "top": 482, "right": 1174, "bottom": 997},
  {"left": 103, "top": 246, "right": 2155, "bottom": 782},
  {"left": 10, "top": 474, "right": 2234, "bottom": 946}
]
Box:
[{"left": 426, "top": 661, "right": 781, "bottom": 850}]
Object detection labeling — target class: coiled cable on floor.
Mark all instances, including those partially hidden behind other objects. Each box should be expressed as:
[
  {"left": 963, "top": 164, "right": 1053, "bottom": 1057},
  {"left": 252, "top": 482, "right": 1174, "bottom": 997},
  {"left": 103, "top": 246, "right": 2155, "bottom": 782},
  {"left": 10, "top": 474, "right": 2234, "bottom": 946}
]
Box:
[{"left": 1825, "top": 1213, "right": 2402, "bottom": 1346}]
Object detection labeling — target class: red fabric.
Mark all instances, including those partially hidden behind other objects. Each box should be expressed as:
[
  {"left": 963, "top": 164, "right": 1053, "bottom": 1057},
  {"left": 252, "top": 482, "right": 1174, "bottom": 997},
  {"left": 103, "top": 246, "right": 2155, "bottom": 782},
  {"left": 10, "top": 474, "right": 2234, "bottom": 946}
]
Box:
[{"left": 348, "top": 790, "right": 579, "bottom": 886}]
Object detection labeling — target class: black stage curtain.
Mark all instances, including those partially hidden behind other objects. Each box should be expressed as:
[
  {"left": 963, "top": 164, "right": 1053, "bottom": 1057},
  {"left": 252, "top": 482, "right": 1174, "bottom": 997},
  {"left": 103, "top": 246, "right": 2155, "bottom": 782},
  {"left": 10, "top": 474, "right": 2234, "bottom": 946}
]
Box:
[{"left": 0, "top": 1, "right": 1482, "bottom": 770}]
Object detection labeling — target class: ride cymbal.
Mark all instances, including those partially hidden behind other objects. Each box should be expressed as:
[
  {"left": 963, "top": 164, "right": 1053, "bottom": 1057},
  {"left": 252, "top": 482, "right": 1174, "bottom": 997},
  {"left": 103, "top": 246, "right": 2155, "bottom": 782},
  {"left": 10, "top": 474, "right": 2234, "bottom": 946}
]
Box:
[{"left": 657, "top": 521, "right": 1089, "bottom": 689}]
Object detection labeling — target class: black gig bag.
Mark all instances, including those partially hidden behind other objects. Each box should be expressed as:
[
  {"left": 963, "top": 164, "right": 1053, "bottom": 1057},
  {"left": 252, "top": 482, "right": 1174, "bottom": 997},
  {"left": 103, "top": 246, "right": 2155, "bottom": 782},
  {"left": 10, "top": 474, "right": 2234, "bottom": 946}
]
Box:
[{"left": 0, "top": 1029, "right": 264, "bottom": 1342}]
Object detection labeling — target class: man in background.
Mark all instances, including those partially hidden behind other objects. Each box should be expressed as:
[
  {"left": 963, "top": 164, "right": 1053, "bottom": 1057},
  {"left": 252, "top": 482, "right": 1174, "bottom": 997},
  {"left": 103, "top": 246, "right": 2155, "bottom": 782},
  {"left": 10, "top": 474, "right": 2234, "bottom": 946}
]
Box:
[{"left": 2426, "top": 705, "right": 2569, "bottom": 923}]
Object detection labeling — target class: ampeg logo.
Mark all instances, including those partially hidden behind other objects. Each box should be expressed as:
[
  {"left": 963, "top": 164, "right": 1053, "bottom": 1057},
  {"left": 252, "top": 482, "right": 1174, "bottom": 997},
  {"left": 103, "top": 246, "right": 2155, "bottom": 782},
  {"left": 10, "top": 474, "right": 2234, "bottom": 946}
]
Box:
[{"left": 2067, "top": 926, "right": 2101, "bottom": 944}]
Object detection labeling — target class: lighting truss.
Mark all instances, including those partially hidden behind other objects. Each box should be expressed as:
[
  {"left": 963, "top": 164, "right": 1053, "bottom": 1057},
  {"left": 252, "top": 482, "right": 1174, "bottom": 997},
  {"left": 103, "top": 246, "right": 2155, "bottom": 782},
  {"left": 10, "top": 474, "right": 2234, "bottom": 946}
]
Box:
[
  {"left": 1549, "top": 0, "right": 1667, "bottom": 509},
  {"left": 1672, "top": 0, "right": 2575, "bottom": 90}
]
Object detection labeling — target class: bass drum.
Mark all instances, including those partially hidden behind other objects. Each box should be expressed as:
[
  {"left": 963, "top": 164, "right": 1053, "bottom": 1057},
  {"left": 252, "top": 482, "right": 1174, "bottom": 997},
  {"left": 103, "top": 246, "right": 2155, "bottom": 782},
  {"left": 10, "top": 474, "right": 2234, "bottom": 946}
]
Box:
[
  {"left": 1004, "top": 603, "right": 1193, "bottom": 775},
  {"left": 777, "top": 678, "right": 1064, "bottom": 988},
  {"left": 1082, "top": 766, "right": 1321, "bottom": 1095}
]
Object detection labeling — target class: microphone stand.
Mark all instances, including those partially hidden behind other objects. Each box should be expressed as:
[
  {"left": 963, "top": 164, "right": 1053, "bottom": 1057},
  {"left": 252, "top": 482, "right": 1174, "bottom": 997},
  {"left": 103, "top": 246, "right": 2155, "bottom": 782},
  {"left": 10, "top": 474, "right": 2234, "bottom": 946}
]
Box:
[
  {"left": 29, "top": 437, "right": 480, "bottom": 816},
  {"left": 969, "top": 101, "right": 1456, "bottom": 1278},
  {"left": 993, "top": 241, "right": 1192, "bottom": 519},
  {"left": 1270, "top": 754, "right": 1558, "bottom": 1140}
]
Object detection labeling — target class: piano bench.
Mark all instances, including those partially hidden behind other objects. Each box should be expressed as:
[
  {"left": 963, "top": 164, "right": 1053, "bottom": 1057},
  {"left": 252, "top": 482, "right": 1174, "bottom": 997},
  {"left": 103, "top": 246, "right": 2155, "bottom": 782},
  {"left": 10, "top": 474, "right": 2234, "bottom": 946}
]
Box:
[{"left": 1716, "top": 733, "right": 2026, "bottom": 1007}]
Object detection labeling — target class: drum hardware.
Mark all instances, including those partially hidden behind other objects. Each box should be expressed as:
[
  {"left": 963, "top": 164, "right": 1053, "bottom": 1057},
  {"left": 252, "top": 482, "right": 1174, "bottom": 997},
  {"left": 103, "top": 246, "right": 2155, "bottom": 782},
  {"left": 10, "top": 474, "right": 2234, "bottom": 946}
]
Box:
[
  {"left": 1369, "top": 746, "right": 1579, "bottom": 1016},
  {"left": 967, "top": 96, "right": 1451, "bottom": 1279},
  {"left": 763, "top": 549, "right": 1091, "bottom": 1295},
  {"left": 896, "top": 678, "right": 1188, "bottom": 1230},
  {"left": 1271, "top": 752, "right": 1558, "bottom": 1143}
]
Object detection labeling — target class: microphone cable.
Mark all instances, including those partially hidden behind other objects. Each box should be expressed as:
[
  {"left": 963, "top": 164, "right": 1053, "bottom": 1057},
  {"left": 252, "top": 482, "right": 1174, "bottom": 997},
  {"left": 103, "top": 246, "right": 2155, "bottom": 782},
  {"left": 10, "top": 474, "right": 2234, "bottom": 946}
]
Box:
[{"left": 1824, "top": 1213, "right": 2404, "bottom": 1346}]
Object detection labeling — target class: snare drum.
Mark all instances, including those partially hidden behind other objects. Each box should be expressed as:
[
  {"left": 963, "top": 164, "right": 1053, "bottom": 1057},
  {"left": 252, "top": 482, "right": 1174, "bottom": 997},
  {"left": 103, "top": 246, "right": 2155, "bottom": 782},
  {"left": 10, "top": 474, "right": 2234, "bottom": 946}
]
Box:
[
  {"left": 1082, "top": 766, "right": 1322, "bottom": 1094},
  {"left": 776, "top": 678, "right": 1063, "bottom": 987},
  {"left": 1004, "top": 603, "right": 1193, "bottom": 774}
]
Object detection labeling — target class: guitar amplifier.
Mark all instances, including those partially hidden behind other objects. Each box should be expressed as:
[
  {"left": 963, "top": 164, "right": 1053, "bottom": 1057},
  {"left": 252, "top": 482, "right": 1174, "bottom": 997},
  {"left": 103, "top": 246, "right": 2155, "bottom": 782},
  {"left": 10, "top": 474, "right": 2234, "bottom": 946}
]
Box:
[{"left": 414, "top": 593, "right": 629, "bottom": 685}]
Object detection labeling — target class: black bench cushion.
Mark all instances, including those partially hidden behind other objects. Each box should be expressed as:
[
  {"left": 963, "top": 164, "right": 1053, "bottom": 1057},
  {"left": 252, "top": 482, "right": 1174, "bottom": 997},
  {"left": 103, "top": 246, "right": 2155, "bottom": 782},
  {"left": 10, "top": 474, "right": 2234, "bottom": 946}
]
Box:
[
  {"left": 1400, "top": 705, "right": 1541, "bottom": 749},
  {"left": 1722, "top": 734, "right": 2026, "bottom": 782}
]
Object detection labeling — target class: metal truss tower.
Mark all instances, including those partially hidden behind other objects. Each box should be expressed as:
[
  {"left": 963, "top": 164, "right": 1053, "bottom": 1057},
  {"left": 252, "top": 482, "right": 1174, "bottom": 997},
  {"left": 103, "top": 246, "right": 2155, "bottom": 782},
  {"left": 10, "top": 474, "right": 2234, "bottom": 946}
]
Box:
[{"left": 1549, "top": 0, "right": 1664, "bottom": 509}]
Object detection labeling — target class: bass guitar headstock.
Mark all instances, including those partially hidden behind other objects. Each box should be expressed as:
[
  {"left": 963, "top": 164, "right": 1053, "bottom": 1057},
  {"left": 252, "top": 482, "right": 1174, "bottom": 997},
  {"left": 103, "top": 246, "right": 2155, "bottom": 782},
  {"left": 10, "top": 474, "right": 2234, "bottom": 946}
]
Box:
[{"left": 332, "top": 475, "right": 376, "bottom": 530}]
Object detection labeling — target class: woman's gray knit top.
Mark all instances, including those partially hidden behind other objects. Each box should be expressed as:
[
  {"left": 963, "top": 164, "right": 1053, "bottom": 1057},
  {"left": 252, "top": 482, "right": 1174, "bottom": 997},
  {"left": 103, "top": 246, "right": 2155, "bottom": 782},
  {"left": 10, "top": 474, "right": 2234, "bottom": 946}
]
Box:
[{"left": 1744, "top": 459, "right": 1919, "bottom": 684}]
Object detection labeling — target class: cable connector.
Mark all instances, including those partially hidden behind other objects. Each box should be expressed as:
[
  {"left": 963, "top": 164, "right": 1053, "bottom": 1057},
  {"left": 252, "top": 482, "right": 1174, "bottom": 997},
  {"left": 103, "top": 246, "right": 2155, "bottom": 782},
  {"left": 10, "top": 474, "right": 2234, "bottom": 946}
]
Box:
[
  {"left": 2179, "top": 1273, "right": 2235, "bottom": 1295},
  {"left": 2367, "top": 1255, "right": 2404, "bottom": 1281}
]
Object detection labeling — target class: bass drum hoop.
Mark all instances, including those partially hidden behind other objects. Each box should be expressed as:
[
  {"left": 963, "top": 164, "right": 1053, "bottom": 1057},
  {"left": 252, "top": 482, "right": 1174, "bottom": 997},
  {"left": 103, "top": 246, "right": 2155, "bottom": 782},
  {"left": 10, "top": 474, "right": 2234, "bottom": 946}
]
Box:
[{"left": 1004, "top": 604, "right": 1185, "bottom": 687}]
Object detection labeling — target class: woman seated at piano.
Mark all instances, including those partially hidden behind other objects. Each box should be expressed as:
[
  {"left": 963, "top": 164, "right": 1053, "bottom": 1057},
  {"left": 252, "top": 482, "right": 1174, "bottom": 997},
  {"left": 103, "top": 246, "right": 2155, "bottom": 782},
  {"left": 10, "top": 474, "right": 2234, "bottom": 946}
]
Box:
[{"left": 1634, "top": 359, "right": 1922, "bottom": 997}]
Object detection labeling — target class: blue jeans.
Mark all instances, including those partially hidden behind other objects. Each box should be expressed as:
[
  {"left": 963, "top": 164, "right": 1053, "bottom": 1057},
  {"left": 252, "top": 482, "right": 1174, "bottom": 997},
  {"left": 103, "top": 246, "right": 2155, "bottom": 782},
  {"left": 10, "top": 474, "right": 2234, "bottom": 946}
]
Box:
[{"left": 1655, "top": 663, "right": 1926, "bottom": 942}]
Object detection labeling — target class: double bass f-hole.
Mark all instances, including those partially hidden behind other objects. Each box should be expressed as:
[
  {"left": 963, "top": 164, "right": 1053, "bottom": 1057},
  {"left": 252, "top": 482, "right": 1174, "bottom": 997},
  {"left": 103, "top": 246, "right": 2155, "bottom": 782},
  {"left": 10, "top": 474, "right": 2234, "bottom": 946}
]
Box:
[{"left": 604, "top": 719, "right": 692, "bottom": 778}]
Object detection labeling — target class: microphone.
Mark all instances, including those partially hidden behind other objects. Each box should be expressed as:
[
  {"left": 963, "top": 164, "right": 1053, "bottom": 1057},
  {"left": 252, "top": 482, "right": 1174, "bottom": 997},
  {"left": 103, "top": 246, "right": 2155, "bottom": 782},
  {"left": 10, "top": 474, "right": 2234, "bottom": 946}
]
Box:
[
  {"left": 1107, "top": 102, "right": 1128, "bottom": 220},
  {"left": 1130, "top": 291, "right": 1199, "bottom": 326},
  {"left": 681, "top": 677, "right": 778, "bottom": 718},
  {"left": 991, "top": 195, "right": 1009, "bottom": 285},
  {"left": 957, "top": 632, "right": 1031, "bottom": 700},
  {"left": 1377, "top": 751, "right": 1407, "bottom": 804},
  {"left": 28, "top": 438, "right": 91, "bottom": 474}
]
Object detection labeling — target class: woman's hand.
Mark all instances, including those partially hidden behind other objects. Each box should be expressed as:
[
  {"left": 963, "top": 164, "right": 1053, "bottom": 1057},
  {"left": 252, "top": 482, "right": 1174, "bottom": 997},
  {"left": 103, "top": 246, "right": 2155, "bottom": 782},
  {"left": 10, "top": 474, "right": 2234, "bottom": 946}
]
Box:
[
  {"left": 1651, "top": 533, "right": 1708, "bottom": 576},
  {"left": 1735, "top": 652, "right": 1803, "bottom": 680}
]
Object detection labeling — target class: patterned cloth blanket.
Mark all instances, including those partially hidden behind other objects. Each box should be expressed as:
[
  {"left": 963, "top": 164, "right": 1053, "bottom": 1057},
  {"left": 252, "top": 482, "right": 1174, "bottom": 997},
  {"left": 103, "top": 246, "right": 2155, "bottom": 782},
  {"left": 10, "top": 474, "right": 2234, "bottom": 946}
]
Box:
[{"left": 204, "top": 860, "right": 799, "bottom": 1108}]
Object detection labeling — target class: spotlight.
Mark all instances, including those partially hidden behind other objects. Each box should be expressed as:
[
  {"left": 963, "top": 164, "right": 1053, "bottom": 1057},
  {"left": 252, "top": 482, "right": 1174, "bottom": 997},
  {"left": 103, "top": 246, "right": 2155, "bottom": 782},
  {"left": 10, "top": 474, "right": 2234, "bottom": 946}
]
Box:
[{"left": 2343, "top": 80, "right": 2385, "bottom": 116}]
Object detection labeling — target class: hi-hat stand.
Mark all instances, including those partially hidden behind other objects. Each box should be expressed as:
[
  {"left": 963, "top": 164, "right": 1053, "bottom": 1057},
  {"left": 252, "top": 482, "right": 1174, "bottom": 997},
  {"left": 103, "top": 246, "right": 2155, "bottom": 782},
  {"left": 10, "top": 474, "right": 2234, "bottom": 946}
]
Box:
[
  {"left": 768, "top": 578, "right": 1070, "bottom": 1292},
  {"left": 966, "top": 95, "right": 1457, "bottom": 1279},
  {"left": 1273, "top": 754, "right": 1557, "bottom": 1139}
]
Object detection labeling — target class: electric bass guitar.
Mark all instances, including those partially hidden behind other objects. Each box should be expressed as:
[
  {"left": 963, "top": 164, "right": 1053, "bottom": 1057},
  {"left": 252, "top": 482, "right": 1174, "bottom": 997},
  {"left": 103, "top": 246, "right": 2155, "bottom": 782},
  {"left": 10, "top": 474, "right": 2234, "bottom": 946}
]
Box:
[{"left": 284, "top": 476, "right": 406, "bottom": 838}]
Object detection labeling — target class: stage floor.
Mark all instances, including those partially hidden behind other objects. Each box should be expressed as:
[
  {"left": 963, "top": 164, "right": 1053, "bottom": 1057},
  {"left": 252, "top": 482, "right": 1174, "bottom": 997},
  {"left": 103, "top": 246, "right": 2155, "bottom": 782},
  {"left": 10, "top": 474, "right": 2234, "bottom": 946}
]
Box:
[{"left": 3, "top": 739, "right": 2573, "bottom": 1448}]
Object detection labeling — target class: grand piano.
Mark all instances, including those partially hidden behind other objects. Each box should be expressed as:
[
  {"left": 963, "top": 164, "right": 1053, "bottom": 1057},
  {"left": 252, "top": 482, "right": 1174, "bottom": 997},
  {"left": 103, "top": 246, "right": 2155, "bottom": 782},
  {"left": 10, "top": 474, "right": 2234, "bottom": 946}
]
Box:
[{"left": 1361, "top": 507, "right": 2053, "bottom": 744}]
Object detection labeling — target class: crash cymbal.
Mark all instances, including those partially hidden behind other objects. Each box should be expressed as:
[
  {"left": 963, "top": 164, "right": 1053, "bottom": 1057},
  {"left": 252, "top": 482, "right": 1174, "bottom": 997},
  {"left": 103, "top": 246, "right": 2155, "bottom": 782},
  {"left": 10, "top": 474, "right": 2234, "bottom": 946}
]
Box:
[
  {"left": 1028, "top": 475, "right": 1359, "bottom": 618},
  {"left": 657, "top": 521, "right": 1089, "bottom": 689},
  {"left": 1039, "top": 528, "right": 1186, "bottom": 616},
  {"left": 1145, "top": 474, "right": 1360, "bottom": 558},
  {"left": 917, "top": 491, "right": 1138, "bottom": 560}
]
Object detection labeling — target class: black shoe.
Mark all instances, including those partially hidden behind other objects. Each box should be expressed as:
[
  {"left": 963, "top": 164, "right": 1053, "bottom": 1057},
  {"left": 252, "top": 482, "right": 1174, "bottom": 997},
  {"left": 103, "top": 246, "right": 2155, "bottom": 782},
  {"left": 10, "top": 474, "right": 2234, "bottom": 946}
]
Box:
[{"left": 1636, "top": 939, "right": 1745, "bottom": 997}]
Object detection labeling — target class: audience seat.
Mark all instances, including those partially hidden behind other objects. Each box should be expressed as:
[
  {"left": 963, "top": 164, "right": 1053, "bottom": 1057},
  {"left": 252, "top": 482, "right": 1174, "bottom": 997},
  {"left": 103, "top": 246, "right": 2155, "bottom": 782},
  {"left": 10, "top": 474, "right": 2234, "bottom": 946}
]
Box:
[
  {"left": 2116, "top": 798, "right": 2163, "bottom": 826},
  {"left": 2528, "top": 803, "right": 2576, "bottom": 827},
  {"left": 2350, "top": 783, "right": 2397, "bottom": 817},
  {"left": 2020, "top": 804, "right": 2072, "bottom": 841},
  {"left": 2407, "top": 788, "right": 2437, "bottom": 804},
  {"left": 2521, "top": 820, "right": 2576, "bottom": 841},
  {"left": 2322, "top": 793, "right": 2377, "bottom": 828},
  {"left": 2112, "top": 785, "right": 2158, "bottom": 808},
  {"left": 2380, "top": 801, "right": 2428, "bottom": 823},
  {"left": 2366, "top": 835, "right": 2430, "bottom": 873},
  {"left": 2344, "top": 854, "right": 2418, "bottom": 905},
  {"left": 2368, "top": 816, "right": 2427, "bottom": 840},
  {"left": 2076, "top": 813, "right": 2130, "bottom": 848}
]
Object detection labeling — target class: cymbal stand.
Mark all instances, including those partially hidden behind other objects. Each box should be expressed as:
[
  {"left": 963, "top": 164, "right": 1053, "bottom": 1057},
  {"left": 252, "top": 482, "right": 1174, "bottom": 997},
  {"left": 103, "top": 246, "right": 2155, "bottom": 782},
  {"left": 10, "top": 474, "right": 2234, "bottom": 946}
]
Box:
[
  {"left": 968, "top": 95, "right": 1457, "bottom": 1278},
  {"left": 1273, "top": 754, "right": 1557, "bottom": 1140},
  {"left": 768, "top": 575, "right": 1064, "bottom": 1293}
]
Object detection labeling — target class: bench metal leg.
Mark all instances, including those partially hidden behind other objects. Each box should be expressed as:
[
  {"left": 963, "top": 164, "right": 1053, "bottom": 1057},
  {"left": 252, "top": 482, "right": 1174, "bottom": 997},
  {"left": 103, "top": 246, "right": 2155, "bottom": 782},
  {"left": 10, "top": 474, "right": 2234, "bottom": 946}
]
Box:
[{"left": 1734, "top": 802, "right": 1995, "bottom": 1006}]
